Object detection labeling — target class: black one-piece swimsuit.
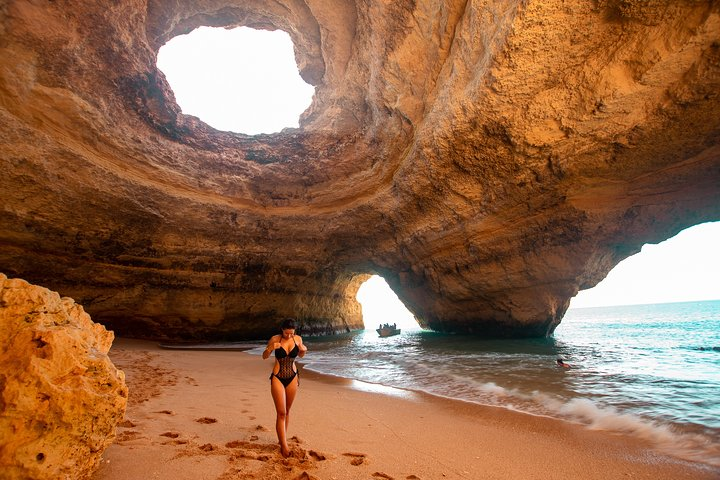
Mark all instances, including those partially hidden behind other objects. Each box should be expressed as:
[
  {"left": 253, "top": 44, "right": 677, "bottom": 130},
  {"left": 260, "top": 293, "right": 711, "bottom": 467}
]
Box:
[{"left": 270, "top": 339, "right": 299, "bottom": 388}]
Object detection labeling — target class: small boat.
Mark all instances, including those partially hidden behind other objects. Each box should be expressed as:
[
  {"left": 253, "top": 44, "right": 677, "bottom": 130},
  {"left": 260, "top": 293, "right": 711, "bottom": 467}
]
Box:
[{"left": 376, "top": 326, "right": 401, "bottom": 337}]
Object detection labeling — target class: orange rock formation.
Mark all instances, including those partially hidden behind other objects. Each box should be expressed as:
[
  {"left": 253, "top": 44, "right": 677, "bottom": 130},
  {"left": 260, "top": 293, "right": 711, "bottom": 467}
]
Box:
[
  {"left": 0, "top": 274, "right": 127, "bottom": 479},
  {"left": 0, "top": 1, "right": 719, "bottom": 338}
]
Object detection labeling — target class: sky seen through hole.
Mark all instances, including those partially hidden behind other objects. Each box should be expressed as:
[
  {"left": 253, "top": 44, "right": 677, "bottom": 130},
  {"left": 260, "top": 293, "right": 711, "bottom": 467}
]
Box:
[{"left": 157, "top": 26, "right": 315, "bottom": 135}]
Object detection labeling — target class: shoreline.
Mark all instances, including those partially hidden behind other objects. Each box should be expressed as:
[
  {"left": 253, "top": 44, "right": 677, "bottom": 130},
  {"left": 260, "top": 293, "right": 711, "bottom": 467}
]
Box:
[
  {"left": 299, "top": 360, "right": 720, "bottom": 469},
  {"left": 93, "top": 338, "right": 719, "bottom": 480}
]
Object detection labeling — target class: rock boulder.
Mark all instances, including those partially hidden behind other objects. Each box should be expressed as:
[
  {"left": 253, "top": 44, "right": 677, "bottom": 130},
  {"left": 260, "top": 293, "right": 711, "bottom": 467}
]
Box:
[{"left": 0, "top": 274, "right": 127, "bottom": 480}]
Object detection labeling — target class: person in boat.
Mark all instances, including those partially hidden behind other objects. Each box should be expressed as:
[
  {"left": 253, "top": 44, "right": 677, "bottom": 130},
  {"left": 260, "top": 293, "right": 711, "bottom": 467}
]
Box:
[{"left": 262, "top": 318, "right": 307, "bottom": 457}]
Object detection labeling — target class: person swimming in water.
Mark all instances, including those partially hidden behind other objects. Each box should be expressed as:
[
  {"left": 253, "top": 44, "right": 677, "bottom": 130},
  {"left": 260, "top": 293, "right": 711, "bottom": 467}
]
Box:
[
  {"left": 556, "top": 358, "right": 571, "bottom": 368},
  {"left": 262, "top": 318, "right": 307, "bottom": 457}
]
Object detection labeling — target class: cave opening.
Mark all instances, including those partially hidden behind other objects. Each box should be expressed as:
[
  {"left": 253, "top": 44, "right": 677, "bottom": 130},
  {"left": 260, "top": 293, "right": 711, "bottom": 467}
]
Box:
[
  {"left": 569, "top": 221, "right": 720, "bottom": 309},
  {"left": 156, "top": 26, "right": 315, "bottom": 135},
  {"left": 356, "top": 275, "right": 421, "bottom": 331}
]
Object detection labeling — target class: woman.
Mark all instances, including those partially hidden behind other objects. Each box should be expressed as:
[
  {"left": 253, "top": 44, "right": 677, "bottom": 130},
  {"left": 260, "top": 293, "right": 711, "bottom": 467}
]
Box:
[{"left": 262, "top": 318, "right": 307, "bottom": 457}]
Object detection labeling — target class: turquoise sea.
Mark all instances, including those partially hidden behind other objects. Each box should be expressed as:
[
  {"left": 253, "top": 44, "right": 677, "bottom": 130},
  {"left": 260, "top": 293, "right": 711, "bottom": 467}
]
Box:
[{"left": 255, "top": 300, "right": 720, "bottom": 467}]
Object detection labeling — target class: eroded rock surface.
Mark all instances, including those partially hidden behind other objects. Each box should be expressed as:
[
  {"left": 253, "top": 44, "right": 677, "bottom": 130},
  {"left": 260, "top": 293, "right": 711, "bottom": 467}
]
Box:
[
  {"left": 0, "top": 274, "right": 128, "bottom": 480},
  {"left": 0, "top": 1, "right": 719, "bottom": 338}
]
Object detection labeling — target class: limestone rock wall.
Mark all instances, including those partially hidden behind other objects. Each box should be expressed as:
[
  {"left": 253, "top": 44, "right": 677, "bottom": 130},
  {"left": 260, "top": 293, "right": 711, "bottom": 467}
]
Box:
[
  {"left": 0, "top": 1, "right": 719, "bottom": 339},
  {"left": 0, "top": 274, "right": 128, "bottom": 480}
]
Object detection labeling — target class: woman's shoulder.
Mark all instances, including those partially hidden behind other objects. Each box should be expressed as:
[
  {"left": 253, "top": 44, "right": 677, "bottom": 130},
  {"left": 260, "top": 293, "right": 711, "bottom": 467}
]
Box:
[{"left": 269, "top": 334, "right": 281, "bottom": 342}]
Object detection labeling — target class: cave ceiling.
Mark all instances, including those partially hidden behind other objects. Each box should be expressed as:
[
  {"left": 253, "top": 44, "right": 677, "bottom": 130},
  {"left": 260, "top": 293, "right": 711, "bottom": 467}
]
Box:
[{"left": 1, "top": 0, "right": 719, "bottom": 340}]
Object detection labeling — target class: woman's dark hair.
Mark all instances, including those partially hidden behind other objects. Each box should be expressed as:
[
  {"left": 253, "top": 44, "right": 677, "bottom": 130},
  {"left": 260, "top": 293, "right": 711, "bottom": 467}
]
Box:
[{"left": 280, "top": 318, "right": 297, "bottom": 330}]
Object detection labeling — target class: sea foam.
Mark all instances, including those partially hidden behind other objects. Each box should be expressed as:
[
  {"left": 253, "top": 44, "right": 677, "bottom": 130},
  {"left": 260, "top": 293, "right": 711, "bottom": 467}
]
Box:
[{"left": 545, "top": 397, "right": 720, "bottom": 466}]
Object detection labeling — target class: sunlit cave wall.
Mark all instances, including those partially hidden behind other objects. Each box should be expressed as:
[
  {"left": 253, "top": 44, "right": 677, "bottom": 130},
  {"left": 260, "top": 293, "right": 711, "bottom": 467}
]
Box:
[{"left": 0, "top": 1, "right": 719, "bottom": 340}]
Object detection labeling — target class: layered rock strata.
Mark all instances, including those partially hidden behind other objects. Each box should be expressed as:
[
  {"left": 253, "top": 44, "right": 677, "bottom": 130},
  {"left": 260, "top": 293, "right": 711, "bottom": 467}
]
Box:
[
  {"left": 0, "top": 274, "right": 128, "bottom": 480},
  {"left": 1, "top": 1, "right": 719, "bottom": 338}
]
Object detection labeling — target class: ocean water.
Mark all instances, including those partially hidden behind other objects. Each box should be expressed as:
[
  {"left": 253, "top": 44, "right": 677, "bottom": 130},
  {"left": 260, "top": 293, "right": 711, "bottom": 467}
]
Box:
[{"left": 268, "top": 300, "right": 720, "bottom": 466}]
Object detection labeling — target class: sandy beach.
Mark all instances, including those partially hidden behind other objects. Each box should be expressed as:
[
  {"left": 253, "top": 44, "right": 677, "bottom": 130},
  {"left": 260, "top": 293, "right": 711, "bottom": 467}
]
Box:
[{"left": 92, "top": 338, "right": 718, "bottom": 480}]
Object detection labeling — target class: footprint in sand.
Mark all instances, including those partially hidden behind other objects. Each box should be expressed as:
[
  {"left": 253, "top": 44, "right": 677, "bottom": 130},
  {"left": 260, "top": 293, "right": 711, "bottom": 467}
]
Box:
[
  {"left": 255, "top": 425, "right": 269, "bottom": 432},
  {"left": 372, "top": 473, "right": 394, "bottom": 479},
  {"left": 155, "top": 410, "right": 175, "bottom": 415},
  {"left": 406, "top": 475, "right": 422, "bottom": 479},
  {"left": 289, "top": 436, "right": 304, "bottom": 444},
  {"left": 224, "top": 441, "right": 276, "bottom": 461},
  {"left": 115, "top": 431, "right": 144, "bottom": 443},
  {"left": 199, "top": 443, "right": 216, "bottom": 452},
  {"left": 249, "top": 435, "right": 259, "bottom": 441},
  {"left": 118, "top": 419, "right": 136, "bottom": 428},
  {"left": 342, "top": 452, "right": 367, "bottom": 466},
  {"left": 308, "top": 450, "right": 327, "bottom": 461},
  {"left": 160, "top": 432, "right": 180, "bottom": 438},
  {"left": 225, "top": 440, "right": 246, "bottom": 448},
  {"left": 292, "top": 472, "right": 320, "bottom": 480},
  {"left": 195, "top": 417, "right": 217, "bottom": 424},
  {"left": 164, "top": 439, "right": 188, "bottom": 446}
]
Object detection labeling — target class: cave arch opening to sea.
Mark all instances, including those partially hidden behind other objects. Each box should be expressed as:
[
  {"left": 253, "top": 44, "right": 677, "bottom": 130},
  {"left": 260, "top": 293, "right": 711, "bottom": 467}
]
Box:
[
  {"left": 569, "top": 221, "right": 720, "bottom": 309},
  {"left": 156, "top": 26, "right": 315, "bottom": 135},
  {"left": 356, "top": 275, "right": 422, "bottom": 331}
]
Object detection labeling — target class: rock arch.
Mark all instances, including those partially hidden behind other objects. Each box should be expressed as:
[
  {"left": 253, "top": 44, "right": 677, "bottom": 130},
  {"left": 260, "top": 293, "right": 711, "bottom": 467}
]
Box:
[{"left": 1, "top": 1, "right": 719, "bottom": 339}]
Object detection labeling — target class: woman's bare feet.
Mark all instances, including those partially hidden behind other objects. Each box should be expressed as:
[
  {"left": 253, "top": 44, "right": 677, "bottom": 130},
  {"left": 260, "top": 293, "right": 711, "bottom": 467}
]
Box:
[{"left": 280, "top": 443, "right": 290, "bottom": 457}]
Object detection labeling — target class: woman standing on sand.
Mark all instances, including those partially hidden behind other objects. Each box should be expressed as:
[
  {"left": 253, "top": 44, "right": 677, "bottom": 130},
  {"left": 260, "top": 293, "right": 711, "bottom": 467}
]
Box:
[{"left": 262, "top": 318, "right": 307, "bottom": 457}]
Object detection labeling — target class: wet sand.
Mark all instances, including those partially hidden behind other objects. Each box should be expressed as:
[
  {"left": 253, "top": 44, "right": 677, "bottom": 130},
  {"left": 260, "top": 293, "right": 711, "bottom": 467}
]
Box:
[{"left": 92, "top": 338, "right": 718, "bottom": 480}]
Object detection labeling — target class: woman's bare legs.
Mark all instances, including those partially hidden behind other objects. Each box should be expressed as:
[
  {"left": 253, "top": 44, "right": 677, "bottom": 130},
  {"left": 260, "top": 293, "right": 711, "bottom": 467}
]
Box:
[
  {"left": 284, "top": 377, "right": 298, "bottom": 433},
  {"left": 270, "top": 375, "right": 299, "bottom": 457}
]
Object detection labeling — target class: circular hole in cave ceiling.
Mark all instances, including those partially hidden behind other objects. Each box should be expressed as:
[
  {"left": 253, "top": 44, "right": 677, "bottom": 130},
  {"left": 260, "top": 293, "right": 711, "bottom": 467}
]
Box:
[{"left": 157, "top": 26, "right": 315, "bottom": 135}]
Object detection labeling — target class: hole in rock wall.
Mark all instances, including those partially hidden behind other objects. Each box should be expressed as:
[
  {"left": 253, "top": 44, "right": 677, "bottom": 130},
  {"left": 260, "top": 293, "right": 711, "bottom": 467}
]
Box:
[
  {"left": 356, "top": 275, "right": 421, "bottom": 331},
  {"left": 157, "top": 26, "right": 315, "bottom": 135},
  {"left": 570, "top": 221, "right": 720, "bottom": 309}
]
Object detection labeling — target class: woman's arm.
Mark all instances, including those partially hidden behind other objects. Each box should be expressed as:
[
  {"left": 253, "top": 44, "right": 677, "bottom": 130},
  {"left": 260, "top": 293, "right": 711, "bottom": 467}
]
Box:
[
  {"left": 262, "top": 335, "right": 279, "bottom": 360},
  {"left": 296, "top": 335, "right": 308, "bottom": 358}
]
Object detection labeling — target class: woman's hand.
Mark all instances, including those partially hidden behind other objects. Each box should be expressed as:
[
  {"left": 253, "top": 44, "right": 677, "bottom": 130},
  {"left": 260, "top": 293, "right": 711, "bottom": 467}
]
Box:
[{"left": 262, "top": 337, "right": 281, "bottom": 359}]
